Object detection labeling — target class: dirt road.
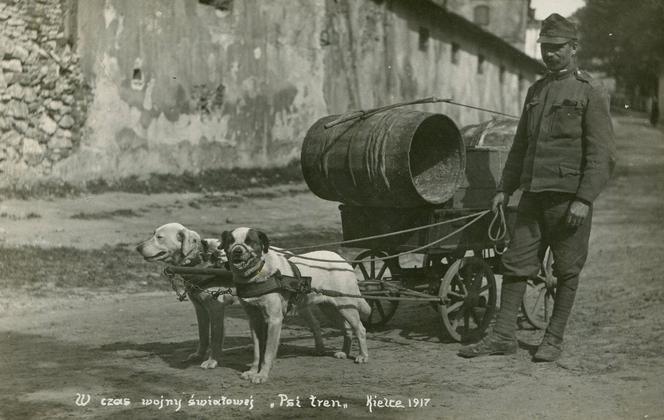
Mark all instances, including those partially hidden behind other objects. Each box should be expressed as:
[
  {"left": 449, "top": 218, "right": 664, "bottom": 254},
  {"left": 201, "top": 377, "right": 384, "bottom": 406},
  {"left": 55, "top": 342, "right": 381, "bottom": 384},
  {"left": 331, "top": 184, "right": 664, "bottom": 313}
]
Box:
[{"left": 1, "top": 114, "right": 663, "bottom": 419}]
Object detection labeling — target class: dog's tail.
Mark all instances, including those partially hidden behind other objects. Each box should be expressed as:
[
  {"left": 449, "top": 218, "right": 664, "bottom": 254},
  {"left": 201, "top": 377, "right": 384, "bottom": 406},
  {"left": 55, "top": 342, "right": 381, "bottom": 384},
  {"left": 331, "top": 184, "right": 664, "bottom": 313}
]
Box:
[{"left": 358, "top": 299, "right": 372, "bottom": 321}]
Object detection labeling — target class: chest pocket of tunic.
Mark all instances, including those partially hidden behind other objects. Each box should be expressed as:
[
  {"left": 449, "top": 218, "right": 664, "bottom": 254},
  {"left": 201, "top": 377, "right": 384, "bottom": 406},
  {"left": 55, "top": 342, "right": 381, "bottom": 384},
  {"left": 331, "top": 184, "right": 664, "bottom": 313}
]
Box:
[{"left": 550, "top": 99, "right": 584, "bottom": 139}]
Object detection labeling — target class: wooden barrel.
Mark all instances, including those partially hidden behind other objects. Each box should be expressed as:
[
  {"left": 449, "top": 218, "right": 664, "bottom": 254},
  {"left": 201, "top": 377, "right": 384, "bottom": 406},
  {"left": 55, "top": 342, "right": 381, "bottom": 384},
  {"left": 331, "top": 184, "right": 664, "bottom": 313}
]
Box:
[{"left": 301, "top": 109, "right": 465, "bottom": 208}]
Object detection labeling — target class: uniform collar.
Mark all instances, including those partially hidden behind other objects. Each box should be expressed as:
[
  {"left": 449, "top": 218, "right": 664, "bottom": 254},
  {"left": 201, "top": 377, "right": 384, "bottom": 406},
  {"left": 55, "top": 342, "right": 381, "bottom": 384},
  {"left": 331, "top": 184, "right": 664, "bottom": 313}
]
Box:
[{"left": 546, "top": 65, "right": 578, "bottom": 80}]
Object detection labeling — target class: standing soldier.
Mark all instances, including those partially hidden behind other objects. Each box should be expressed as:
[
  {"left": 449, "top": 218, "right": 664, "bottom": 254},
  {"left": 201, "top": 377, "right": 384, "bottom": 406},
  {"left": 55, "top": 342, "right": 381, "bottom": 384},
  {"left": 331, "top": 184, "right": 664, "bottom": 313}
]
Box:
[{"left": 458, "top": 13, "right": 616, "bottom": 361}]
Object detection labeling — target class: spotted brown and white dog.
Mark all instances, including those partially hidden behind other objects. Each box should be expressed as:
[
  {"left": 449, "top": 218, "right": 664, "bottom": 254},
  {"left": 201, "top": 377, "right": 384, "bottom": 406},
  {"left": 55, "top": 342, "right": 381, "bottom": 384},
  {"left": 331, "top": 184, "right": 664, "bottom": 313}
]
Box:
[
  {"left": 136, "top": 222, "right": 234, "bottom": 369},
  {"left": 221, "top": 227, "right": 371, "bottom": 384}
]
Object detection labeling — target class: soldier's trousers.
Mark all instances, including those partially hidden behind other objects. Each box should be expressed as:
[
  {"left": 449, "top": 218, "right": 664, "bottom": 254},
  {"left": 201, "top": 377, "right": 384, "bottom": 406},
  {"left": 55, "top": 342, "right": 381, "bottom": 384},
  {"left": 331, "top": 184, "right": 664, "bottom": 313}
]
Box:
[{"left": 494, "top": 191, "right": 593, "bottom": 341}]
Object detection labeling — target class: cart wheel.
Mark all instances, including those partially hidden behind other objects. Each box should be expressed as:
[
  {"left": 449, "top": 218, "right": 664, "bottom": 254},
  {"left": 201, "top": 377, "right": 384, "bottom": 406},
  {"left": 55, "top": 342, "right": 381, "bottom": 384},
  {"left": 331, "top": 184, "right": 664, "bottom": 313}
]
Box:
[
  {"left": 437, "top": 256, "right": 497, "bottom": 342},
  {"left": 352, "top": 250, "right": 400, "bottom": 330},
  {"left": 521, "top": 247, "right": 556, "bottom": 329}
]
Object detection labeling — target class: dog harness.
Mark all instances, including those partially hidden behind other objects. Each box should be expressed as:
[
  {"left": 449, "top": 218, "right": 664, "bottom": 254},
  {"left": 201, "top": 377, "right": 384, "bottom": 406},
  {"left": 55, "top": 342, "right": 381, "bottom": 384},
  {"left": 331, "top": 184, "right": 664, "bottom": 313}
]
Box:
[{"left": 235, "top": 260, "right": 312, "bottom": 299}]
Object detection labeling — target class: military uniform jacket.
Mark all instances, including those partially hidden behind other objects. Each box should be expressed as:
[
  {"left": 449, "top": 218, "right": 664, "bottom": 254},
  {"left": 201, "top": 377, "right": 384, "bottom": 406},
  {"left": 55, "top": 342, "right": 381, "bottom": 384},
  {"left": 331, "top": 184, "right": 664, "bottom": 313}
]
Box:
[{"left": 498, "top": 68, "right": 616, "bottom": 203}]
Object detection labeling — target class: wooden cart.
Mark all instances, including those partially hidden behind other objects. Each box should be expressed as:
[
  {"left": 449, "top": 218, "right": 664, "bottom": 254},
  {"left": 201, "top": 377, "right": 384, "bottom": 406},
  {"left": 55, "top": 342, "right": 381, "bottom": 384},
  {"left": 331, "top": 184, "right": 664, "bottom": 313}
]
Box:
[{"left": 341, "top": 204, "right": 556, "bottom": 342}]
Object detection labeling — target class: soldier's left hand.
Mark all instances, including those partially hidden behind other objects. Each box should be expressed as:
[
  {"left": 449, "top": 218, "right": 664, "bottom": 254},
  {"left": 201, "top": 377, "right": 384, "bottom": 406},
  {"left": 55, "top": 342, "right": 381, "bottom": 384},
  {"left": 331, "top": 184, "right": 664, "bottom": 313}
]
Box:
[{"left": 566, "top": 200, "right": 590, "bottom": 228}]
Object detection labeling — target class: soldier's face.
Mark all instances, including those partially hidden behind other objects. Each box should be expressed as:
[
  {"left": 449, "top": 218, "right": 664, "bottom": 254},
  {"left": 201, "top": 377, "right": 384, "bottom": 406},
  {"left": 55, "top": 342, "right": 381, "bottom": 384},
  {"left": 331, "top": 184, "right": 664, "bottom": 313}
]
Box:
[{"left": 541, "top": 42, "right": 576, "bottom": 71}]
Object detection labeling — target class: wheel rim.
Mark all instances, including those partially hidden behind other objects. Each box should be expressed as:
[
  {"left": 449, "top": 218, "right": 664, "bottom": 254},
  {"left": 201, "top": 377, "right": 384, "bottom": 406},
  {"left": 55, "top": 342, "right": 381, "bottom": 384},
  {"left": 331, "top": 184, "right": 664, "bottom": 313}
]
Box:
[
  {"left": 521, "top": 247, "right": 556, "bottom": 330},
  {"left": 438, "top": 256, "right": 497, "bottom": 342},
  {"left": 353, "top": 250, "right": 400, "bottom": 330}
]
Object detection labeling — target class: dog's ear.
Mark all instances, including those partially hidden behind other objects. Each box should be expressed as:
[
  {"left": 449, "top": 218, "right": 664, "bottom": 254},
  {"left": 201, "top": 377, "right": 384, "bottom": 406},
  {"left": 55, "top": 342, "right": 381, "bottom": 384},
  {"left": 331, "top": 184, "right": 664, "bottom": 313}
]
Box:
[
  {"left": 220, "top": 230, "right": 233, "bottom": 252},
  {"left": 178, "top": 228, "right": 199, "bottom": 259},
  {"left": 257, "top": 230, "right": 270, "bottom": 254}
]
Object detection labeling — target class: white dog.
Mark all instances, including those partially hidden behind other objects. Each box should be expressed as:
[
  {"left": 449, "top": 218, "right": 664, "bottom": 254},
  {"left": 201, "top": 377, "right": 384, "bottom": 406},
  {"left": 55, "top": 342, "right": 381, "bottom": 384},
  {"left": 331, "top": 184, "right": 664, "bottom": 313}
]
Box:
[
  {"left": 136, "top": 223, "right": 234, "bottom": 369},
  {"left": 221, "top": 227, "right": 371, "bottom": 384}
]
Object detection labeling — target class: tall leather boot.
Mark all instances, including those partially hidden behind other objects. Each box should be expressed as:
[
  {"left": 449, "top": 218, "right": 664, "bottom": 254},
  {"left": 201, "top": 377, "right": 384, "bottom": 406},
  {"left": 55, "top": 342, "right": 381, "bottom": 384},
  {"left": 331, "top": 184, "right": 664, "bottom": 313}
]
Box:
[
  {"left": 534, "top": 275, "right": 578, "bottom": 362},
  {"left": 458, "top": 276, "right": 526, "bottom": 358}
]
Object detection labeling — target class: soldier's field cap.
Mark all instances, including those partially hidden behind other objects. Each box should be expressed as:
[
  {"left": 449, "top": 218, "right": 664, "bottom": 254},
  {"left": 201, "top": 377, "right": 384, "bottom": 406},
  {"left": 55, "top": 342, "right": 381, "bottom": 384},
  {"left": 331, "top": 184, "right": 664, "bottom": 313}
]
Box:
[{"left": 537, "top": 13, "right": 578, "bottom": 44}]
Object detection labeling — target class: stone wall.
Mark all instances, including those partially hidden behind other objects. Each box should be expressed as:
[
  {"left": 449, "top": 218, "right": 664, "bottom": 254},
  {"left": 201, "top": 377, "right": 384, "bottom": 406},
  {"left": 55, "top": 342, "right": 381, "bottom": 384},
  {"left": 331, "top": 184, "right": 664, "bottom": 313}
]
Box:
[{"left": 0, "top": 0, "right": 91, "bottom": 188}]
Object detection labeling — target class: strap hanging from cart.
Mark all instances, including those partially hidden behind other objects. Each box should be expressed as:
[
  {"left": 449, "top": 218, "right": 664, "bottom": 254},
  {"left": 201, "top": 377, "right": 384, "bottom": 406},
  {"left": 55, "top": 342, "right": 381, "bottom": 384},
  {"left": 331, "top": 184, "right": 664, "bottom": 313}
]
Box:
[
  {"left": 271, "top": 209, "right": 491, "bottom": 264},
  {"left": 275, "top": 210, "right": 491, "bottom": 253}
]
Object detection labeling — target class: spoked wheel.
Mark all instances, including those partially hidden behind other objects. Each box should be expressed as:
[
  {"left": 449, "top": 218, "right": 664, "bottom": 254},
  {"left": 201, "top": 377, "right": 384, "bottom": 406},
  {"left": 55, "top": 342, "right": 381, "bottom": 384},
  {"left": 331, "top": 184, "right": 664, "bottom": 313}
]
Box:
[
  {"left": 352, "top": 250, "right": 400, "bottom": 330},
  {"left": 437, "top": 256, "right": 497, "bottom": 342},
  {"left": 521, "top": 247, "right": 556, "bottom": 329}
]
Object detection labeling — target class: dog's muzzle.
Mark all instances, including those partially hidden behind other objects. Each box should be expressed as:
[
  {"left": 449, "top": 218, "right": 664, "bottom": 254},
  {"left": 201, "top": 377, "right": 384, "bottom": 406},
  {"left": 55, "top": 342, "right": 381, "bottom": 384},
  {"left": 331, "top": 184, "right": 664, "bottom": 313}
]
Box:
[
  {"left": 137, "top": 243, "right": 168, "bottom": 261},
  {"left": 229, "top": 245, "right": 262, "bottom": 276}
]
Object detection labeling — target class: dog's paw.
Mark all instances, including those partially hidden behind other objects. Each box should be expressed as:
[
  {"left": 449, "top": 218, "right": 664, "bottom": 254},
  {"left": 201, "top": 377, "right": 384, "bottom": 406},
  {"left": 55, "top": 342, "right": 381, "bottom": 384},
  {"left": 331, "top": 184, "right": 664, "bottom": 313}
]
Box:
[
  {"left": 334, "top": 351, "right": 348, "bottom": 359},
  {"left": 251, "top": 373, "right": 268, "bottom": 384},
  {"left": 184, "top": 352, "right": 205, "bottom": 363},
  {"left": 200, "top": 358, "right": 218, "bottom": 369},
  {"left": 354, "top": 354, "right": 369, "bottom": 364},
  {"left": 240, "top": 369, "right": 258, "bottom": 380}
]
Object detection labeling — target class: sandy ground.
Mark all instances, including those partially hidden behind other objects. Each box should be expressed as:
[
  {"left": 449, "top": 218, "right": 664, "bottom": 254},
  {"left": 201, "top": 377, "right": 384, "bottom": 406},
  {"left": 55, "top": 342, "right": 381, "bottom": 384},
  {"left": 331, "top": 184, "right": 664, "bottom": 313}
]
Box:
[{"left": 1, "top": 114, "right": 663, "bottom": 419}]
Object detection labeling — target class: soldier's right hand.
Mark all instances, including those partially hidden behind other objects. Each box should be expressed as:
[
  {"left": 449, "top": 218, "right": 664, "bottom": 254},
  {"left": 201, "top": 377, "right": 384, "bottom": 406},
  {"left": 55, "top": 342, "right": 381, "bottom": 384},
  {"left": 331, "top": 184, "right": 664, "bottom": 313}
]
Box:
[{"left": 491, "top": 192, "right": 506, "bottom": 213}]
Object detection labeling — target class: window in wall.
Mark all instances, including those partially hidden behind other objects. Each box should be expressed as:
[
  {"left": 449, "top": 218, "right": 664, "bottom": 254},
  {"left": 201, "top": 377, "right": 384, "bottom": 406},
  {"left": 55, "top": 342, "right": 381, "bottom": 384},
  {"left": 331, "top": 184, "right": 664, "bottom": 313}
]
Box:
[
  {"left": 419, "top": 27, "right": 430, "bottom": 52},
  {"left": 451, "top": 42, "right": 460, "bottom": 64},
  {"left": 499, "top": 65, "right": 506, "bottom": 84},
  {"left": 474, "top": 5, "right": 490, "bottom": 26},
  {"left": 477, "top": 54, "right": 485, "bottom": 74}
]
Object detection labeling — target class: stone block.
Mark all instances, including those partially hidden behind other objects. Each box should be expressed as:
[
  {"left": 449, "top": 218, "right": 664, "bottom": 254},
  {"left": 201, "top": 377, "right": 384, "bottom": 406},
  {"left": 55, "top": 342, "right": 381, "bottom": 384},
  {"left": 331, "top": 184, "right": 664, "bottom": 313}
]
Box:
[
  {"left": 7, "top": 17, "right": 24, "bottom": 26},
  {"left": 46, "top": 99, "right": 63, "bottom": 111},
  {"left": 23, "top": 87, "right": 36, "bottom": 103},
  {"left": 16, "top": 73, "right": 32, "bottom": 86},
  {"left": 2, "top": 146, "right": 19, "bottom": 163},
  {"left": 58, "top": 115, "right": 75, "bottom": 129},
  {"left": 54, "top": 80, "right": 73, "bottom": 95},
  {"left": 2, "top": 71, "right": 15, "bottom": 86},
  {"left": 27, "top": 102, "right": 40, "bottom": 113},
  {"left": 7, "top": 83, "right": 23, "bottom": 99},
  {"left": 7, "top": 100, "right": 28, "bottom": 119},
  {"left": 24, "top": 51, "right": 39, "bottom": 66},
  {"left": 12, "top": 119, "right": 28, "bottom": 133},
  {"left": 22, "top": 137, "right": 45, "bottom": 165},
  {"left": 1, "top": 130, "right": 22, "bottom": 147},
  {"left": 2, "top": 59, "right": 22, "bottom": 73},
  {"left": 10, "top": 45, "right": 29, "bottom": 61},
  {"left": 24, "top": 127, "right": 41, "bottom": 140},
  {"left": 39, "top": 114, "right": 58, "bottom": 135},
  {"left": 43, "top": 69, "right": 59, "bottom": 86},
  {"left": 49, "top": 130, "right": 73, "bottom": 149}
]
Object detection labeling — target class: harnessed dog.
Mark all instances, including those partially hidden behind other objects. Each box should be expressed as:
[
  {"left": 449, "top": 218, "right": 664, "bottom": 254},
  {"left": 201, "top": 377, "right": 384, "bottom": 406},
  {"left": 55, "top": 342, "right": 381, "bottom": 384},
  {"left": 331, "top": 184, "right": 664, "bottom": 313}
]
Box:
[
  {"left": 136, "top": 223, "right": 234, "bottom": 369},
  {"left": 221, "top": 227, "right": 371, "bottom": 384}
]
